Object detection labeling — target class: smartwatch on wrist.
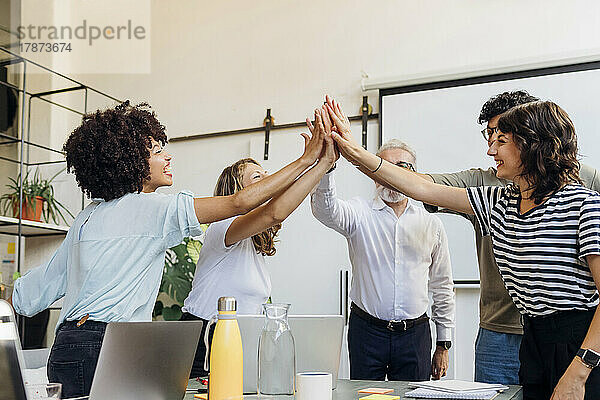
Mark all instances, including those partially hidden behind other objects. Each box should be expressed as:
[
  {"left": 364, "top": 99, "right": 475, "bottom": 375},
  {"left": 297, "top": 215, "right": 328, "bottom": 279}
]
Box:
[
  {"left": 577, "top": 348, "right": 600, "bottom": 369},
  {"left": 436, "top": 341, "right": 452, "bottom": 350}
]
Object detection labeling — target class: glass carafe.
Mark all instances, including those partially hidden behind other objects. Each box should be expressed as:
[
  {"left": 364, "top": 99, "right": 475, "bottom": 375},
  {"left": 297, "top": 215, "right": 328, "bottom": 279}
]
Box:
[{"left": 257, "top": 303, "right": 296, "bottom": 395}]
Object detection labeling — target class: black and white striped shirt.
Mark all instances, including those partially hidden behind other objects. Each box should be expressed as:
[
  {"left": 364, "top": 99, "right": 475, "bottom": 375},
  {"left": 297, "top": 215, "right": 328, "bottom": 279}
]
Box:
[{"left": 467, "top": 184, "right": 600, "bottom": 316}]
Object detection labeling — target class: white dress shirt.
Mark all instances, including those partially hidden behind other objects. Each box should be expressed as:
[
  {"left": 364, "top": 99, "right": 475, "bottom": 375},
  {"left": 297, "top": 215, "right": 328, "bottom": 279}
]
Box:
[
  {"left": 182, "top": 216, "right": 271, "bottom": 319},
  {"left": 311, "top": 172, "right": 455, "bottom": 340}
]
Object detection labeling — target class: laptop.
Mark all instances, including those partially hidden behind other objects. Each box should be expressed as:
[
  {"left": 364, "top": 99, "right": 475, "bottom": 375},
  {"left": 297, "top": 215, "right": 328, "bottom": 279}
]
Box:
[
  {"left": 0, "top": 300, "right": 28, "bottom": 400},
  {"left": 0, "top": 300, "right": 202, "bottom": 400},
  {"left": 88, "top": 320, "right": 203, "bottom": 400},
  {"left": 237, "top": 314, "right": 344, "bottom": 394}
]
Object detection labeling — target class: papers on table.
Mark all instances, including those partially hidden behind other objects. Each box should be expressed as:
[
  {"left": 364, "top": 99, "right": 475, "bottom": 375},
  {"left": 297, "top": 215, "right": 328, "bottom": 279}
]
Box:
[
  {"left": 404, "top": 388, "right": 500, "bottom": 399},
  {"left": 360, "top": 394, "right": 400, "bottom": 400},
  {"left": 405, "top": 380, "right": 509, "bottom": 399}
]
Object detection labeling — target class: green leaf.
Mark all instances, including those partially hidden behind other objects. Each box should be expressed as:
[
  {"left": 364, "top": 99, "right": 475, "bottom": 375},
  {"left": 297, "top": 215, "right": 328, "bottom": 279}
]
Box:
[
  {"left": 153, "top": 300, "right": 164, "bottom": 318},
  {"left": 161, "top": 249, "right": 193, "bottom": 303},
  {"left": 186, "top": 239, "right": 202, "bottom": 264},
  {"left": 162, "top": 304, "right": 182, "bottom": 321},
  {"left": 155, "top": 237, "right": 205, "bottom": 315}
]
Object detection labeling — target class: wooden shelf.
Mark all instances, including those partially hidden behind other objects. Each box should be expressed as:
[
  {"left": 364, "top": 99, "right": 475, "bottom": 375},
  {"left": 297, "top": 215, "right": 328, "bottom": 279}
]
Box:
[{"left": 0, "top": 215, "right": 69, "bottom": 237}]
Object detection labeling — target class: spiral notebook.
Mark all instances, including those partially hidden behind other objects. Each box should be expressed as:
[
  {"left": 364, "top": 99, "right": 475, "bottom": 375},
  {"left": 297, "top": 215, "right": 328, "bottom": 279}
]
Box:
[
  {"left": 409, "top": 380, "right": 509, "bottom": 393},
  {"left": 405, "top": 388, "right": 500, "bottom": 399}
]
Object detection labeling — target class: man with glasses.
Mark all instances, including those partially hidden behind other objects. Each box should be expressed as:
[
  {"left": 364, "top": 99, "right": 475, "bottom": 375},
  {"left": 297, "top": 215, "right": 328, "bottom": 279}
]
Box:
[
  {"left": 311, "top": 139, "right": 455, "bottom": 381},
  {"left": 420, "top": 90, "right": 600, "bottom": 385}
]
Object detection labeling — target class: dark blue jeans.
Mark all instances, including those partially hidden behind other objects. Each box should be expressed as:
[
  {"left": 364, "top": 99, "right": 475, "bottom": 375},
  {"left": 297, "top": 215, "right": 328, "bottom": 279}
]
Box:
[
  {"left": 47, "top": 320, "right": 106, "bottom": 399},
  {"left": 347, "top": 309, "right": 431, "bottom": 381},
  {"left": 474, "top": 327, "right": 522, "bottom": 385}
]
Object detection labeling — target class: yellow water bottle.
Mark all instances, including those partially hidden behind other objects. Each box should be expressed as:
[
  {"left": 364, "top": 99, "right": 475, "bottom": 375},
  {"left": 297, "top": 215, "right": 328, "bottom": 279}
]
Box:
[{"left": 207, "top": 296, "right": 243, "bottom": 400}]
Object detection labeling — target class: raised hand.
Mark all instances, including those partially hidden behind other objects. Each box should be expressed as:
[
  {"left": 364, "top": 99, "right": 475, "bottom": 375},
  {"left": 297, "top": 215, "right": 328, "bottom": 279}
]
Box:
[
  {"left": 321, "top": 123, "right": 338, "bottom": 167},
  {"left": 325, "top": 95, "right": 351, "bottom": 138},
  {"left": 321, "top": 103, "right": 333, "bottom": 135},
  {"left": 322, "top": 96, "right": 360, "bottom": 166},
  {"left": 300, "top": 108, "right": 326, "bottom": 164}
]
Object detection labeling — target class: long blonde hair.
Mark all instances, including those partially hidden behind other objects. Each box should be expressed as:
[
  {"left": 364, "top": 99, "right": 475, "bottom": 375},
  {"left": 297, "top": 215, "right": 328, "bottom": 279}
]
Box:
[{"left": 214, "top": 158, "right": 281, "bottom": 256}]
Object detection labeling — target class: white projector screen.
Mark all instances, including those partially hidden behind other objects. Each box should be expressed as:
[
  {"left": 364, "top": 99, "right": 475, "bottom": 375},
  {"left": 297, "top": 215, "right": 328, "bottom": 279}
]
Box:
[{"left": 381, "top": 62, "right": 600, "bottom": 280}]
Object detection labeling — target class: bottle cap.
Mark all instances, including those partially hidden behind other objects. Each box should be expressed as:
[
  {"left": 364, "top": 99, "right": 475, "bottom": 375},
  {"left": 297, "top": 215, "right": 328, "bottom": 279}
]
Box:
[{"left": 217, "top": 296, "right": 237, "bottom": 312}]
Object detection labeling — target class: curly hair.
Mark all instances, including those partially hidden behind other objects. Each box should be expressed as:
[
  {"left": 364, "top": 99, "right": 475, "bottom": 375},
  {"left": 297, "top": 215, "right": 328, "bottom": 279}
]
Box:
[
  {"left": 214, "top": 158, "right": 281, "bottom": 256},
  {"left": 63, "top": 101, "right": 167, "bottom": 201},
  {"left": 497, "top": 101, "right": 582, "bottom": 204},
  {"left": 478, "top": 90, "right": 539, "bottom": 124}
]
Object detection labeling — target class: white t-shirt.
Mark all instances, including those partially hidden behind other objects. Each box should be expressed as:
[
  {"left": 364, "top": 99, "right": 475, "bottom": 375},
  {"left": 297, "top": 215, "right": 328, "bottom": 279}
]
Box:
[{"left": 182, "top": 216, "right": 271, "bottom": 319}]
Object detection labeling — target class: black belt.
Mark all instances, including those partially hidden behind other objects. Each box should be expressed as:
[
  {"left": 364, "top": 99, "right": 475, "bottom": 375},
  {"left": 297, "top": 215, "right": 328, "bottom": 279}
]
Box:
[
  {"left": 58, "top": 319, "right": 107, "bottom": 332},
  {"left": 521, "top": 307, "right": 596, "bottom": 330},
  {"left": 351, "top": 303, "right": 429, "bottom": 332}
]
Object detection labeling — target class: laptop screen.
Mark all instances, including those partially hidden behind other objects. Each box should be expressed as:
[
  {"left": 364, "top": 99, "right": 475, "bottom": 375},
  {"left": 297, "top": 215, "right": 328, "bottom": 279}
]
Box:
[{"left": 0, "top": 312, "right": 28, "bottom": 400}]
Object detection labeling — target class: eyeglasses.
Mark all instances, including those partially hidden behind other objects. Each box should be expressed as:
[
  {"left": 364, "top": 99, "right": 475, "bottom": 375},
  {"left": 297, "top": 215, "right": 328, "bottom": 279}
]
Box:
[
  {"left": 394, "top": 161, "right": 415, "bottom": 172},
  {"left": 481, "top": 126, "right": 499, "bottom": 141}
]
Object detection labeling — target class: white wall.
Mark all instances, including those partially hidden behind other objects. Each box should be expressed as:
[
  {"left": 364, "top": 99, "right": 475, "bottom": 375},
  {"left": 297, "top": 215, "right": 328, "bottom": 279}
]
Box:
[
  {"left": 69, "top": 0, "right": 600, "bottom": 130},
  {"left": 20, "top": 0, "right": 600, "bottom": 378}
]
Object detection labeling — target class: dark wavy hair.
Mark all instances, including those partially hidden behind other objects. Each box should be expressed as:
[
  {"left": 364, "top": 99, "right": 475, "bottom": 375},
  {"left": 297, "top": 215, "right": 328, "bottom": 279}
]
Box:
[
  {"left": 63, "top": 101, "right": 167, "bottom": 201},
  {"left": 214, "top": 158, "right": 281, "bottom": 256},
  {"left": 478, "top": 90, "right": 539, "bottom": 124},
  {"left": 497, "top": 101, "right": 582, "bottom": 204}
]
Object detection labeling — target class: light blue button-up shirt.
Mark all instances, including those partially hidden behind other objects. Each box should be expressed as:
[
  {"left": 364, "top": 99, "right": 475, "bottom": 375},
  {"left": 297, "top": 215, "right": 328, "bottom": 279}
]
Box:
[{"left": 12, "top": 191, "right": 202, "bottom": 331}]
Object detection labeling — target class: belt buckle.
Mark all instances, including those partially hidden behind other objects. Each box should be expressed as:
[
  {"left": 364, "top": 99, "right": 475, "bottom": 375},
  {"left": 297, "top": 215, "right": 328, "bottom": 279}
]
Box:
[
  {"left": 76, "top": 314, "right": 90, "bottom": 327},
  {"left": 387, "top": 319, "right": 407, "bottom": 332}
]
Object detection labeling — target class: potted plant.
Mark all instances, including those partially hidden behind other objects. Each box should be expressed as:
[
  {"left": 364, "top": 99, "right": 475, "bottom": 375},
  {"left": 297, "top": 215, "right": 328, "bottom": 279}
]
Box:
[
  {"left": 154, "top": 235, "right": 205, "bottom": 321},
  {"left": 0, "top": 168, "right": 74, "bottom": 225}
]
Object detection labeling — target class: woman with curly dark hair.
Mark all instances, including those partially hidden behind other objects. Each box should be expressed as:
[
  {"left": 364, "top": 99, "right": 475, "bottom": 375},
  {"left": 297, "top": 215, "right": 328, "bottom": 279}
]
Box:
[
  {"left": 327, "top": 97, "right": 600, "bottom": 399},
  {"left": 9, "top": 101, "right": 329, "bottom": 398},
  {"left": 181, "top": 108, "right": 337, "bottom": 378}
]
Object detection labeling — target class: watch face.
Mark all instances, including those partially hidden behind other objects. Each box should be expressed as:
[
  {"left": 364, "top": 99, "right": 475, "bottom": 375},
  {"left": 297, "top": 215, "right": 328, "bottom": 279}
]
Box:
[
  {"left": 579, "top": 348, "right": 600, "bottom": 368},
  {"left": 586, "top": 350, "right": 600, "bottom": 366}
]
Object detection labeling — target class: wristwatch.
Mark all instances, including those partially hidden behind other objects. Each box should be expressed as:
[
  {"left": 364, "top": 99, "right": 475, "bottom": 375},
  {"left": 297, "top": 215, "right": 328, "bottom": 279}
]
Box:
[
  {"left": 436, "top": 341, "right": 452, "bottom": 350},
  {"left": 577, "top": 348, "right": 600, "bottom": 369}
]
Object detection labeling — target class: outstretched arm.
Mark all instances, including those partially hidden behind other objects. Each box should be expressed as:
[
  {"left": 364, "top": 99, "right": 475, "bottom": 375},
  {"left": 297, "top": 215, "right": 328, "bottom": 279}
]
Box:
[
  {"left": 324, "top": 95, "right": 473, "bottom": 215},
  {"left": 192, "top": 109, "right": 325, "bottom": 224},
  {"left": 225, "top": 109, "right": 337, "bottom": 245}
]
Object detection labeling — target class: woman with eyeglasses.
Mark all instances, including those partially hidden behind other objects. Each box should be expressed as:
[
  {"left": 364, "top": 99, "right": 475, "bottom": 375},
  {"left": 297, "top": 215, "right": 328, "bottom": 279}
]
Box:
[{"left": 326, "top": 96, "right": 600, "bottom": 399}]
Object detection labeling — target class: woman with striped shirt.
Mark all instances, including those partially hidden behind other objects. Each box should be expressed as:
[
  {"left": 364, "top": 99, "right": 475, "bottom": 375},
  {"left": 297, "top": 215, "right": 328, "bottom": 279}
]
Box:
[{"left": 326, "top": 97, "right": 600, "bottom": 400}]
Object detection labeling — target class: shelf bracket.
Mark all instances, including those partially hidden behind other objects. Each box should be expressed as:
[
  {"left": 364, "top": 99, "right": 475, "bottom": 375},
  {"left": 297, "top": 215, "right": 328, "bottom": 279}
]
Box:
[
  {"left": 263, "top": 108, "right": 273, "bottom": 160},
  {"left": 361, "top": 96, "right": 372, "bottom": 149}
]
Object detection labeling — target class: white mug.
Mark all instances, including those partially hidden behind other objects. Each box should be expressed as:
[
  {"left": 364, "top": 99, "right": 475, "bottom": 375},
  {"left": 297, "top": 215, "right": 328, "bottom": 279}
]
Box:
[{"left": 295, "top": 372, "right": 332, "bottom": 400}]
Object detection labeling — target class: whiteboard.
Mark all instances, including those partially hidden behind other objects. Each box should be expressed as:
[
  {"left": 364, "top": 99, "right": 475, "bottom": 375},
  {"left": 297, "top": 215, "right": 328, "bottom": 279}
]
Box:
[{"left": 381, "top": 64, "right": 600, "bottom": 280}]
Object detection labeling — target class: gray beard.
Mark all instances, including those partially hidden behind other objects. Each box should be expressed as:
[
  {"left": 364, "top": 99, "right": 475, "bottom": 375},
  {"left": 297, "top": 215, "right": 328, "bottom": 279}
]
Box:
[{"left": 376, "top": 186, "right": 406, "bottom": 204}]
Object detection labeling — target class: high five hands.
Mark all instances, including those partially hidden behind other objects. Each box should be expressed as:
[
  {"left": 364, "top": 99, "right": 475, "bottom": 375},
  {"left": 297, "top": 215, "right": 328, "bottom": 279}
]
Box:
[
  {"left": 303, "top": 95, "right": 369, "bottom": 169},
  {"left": 304, "top": 104, "right": 339, "bottom": 167},
  {"left": 320, "top": 94, "right": 363, "bottom": 167}
]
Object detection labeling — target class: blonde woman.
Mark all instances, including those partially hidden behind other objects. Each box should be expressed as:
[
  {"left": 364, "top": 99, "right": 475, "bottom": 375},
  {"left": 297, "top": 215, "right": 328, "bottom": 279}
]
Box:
[{"left": 181, "top": 108, "right": 337, "bottom": 378}]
